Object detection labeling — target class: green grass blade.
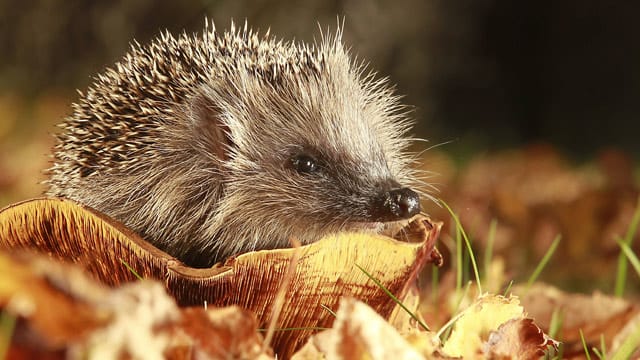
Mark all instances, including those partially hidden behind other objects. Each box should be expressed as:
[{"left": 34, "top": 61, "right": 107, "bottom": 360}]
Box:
[
  {"left": 614, "top": 238, "right": 629, "bottom": 297},
  {"left": 592, "top": 334, "right": 607, "bottom": 360},
  {"left": 355, "top": 263, "right": 430, "bottom": 331},
  {"left": 614, "top": 197, "right": 640, "bottom": 297},
  {"left": 503, "top": 280, "right": 514, "bottom": 297},
  {"left": 463, "top": 243, "right": 470, "bottom": 284},
  {"left": 580, "top": 329, "right": 592, "bottom": 360},
  {"left": 120, "top": 258, "right": 143, "bottom": 280},
  {"left": 455, "top": 224, "right": 463, "bottom": 292},
  {"left": 611, "top": 324, "right": 640, "bottom": 360},
  {"left": 546, "top": 309, "right": 563, "bottom": 360},
  {"left": 437, "top": 309, "right": 464, "bottom": 342},
  {"left": 437, "top": 282, "right": 471, "bottom": 341},
  {"left": 320, "top": 304, "right": 337, "bottom": 318},
  {"left": 548, "top": 308, "right": 563, "bottom": 339},
  {"left": 592, "top": 347, "right": 605, "bottom": 360},
  {"left": 618, "top": 241, "right": 640, "bottom": 278},
  {"left": 0, "top": 312, "right": 16, "bottom": 360},
  {"left": 526, "top": 235, "right": 561, "bottom": 291},
  {"left": 440, "top": 200, "right": 483, "bottom": 294}
]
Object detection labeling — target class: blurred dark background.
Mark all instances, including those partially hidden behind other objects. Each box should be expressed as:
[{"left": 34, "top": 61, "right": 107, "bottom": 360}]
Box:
[{"left": 1, "top": 0, "right": 639, "bottom": 159}]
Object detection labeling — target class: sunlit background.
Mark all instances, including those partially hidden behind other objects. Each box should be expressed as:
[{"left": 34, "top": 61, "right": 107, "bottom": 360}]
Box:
[{"left": 1, "top": 1, "right": 639, "bottom": 291}]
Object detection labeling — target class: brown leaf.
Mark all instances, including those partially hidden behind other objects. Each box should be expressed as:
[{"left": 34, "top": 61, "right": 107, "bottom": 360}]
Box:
[
  {"left": 0, "top": 252, "right": 110, "bottom": 354},
  {"left": 294, "top": 297, "right": 437, "bottom": 360},
  {"left": 517, "top": 283, "right": 638, "bottom": 357},
  {"left": 441, "top": 294, "right": 556, "bottom": 359},
  {"left": 484, "top": 318, "right": 559, "bottom": 360},
  {"left": 0, "top": 251, "right": 271, "bottom": 359},
  {"left": 0, "top": 198, "right": 442, "bottom": 357}
]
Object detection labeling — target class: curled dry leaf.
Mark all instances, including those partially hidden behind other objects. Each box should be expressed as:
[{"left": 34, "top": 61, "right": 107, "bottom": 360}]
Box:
[
  {"left": 292, "top": 297, "right": 441, "bottom": 360},
  {"left": 0, "top": 252, "right": 269, "bottom": 360},
  {"left": 442, "top": 294, "right": 557, "bottom": 359},
  {"left": 484, "top": 318, "right": 559, "bottom": 360},
  {"left": 0, "top": 198, "right": 442, "bottom": 357}
]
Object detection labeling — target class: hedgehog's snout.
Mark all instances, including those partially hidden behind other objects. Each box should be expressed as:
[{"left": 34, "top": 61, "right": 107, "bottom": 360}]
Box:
[{"left": 370, "top": 187, "right": 421, "bottom": 222}]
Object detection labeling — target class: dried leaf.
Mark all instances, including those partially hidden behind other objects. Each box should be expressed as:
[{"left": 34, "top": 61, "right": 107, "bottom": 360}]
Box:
[
  {"left": 0, "top": 251, "right": 270, "bottom": 359},
  {"left": 0, "top": 198, "right": 171, "bottom": 285},
  {"left": 0, "top": 198, "right": 442, "bottom": 357},
  {"left": 294, "top": 298, "right": 434, "bottom": 360},
  {"left": 0, "top": 252, "right": 110, "bottom": 351},
  {"left": 517, "top": 282, "right": 638, "bottom": 356},
  {"left": 484, "top": 318, "right": 559, "bottom": 359},
  {"left": 441, "top": 294, "right": 556, "bottom": 359}
]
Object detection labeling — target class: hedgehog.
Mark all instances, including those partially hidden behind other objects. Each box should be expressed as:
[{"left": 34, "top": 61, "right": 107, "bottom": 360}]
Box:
[{"left": 46, "top": 20, "right": 429, "bottom": 268}]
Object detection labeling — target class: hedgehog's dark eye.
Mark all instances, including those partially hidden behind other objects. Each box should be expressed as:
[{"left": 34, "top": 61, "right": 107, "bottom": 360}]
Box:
[{"left": 291, "top": 154, "right": 319, "bottom": 174}]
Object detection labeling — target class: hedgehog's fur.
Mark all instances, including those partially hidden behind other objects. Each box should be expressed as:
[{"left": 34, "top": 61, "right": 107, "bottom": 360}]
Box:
[{"left": 47, "top": 20, "right": 426, "bottom": 267}]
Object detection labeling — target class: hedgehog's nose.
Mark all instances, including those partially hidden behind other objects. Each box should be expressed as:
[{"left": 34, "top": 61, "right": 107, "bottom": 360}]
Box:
[{"left": 371, "top": 187, "right": 421, "bottom": 222}]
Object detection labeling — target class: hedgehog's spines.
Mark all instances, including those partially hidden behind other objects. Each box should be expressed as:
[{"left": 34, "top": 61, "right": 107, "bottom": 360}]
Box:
[{"left": 47, "top": 21, "right": 420, "bottom": 267}]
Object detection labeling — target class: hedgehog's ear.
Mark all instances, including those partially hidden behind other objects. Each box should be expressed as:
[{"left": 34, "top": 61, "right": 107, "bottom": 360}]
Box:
[{"left": 189, "top": 92, "right": 233, "bottom": 162}]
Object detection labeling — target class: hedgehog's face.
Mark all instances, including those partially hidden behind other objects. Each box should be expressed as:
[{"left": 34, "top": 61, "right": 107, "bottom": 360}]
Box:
[
  {"left": 199, "top": 58, "right": 421, "bottom": 245},
  {"left": 279, "top": 142, "right": 421, "bottom": 227}
]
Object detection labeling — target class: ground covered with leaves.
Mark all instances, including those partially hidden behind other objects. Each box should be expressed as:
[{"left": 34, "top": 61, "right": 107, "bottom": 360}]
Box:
[{"left": 0, "top": 93, "right": 639, "bottom": 359}]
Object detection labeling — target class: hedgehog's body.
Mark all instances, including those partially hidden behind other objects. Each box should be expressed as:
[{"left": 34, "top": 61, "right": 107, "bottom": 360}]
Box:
[{"left": 47, "top": 22, "right": 423, "bottom": 267}]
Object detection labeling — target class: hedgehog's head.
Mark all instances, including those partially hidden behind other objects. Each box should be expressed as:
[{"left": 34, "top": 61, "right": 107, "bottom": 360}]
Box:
[{"left": 182, "top": 26, "right": 424, "bottom": 260}]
